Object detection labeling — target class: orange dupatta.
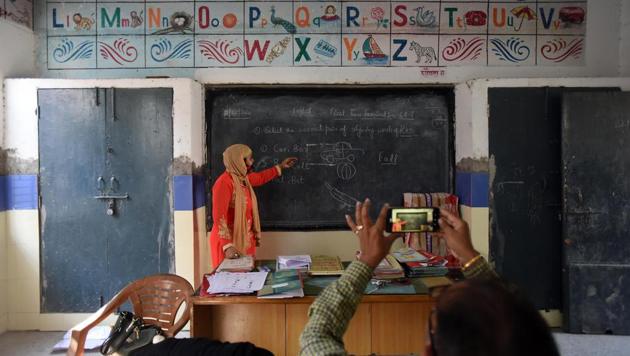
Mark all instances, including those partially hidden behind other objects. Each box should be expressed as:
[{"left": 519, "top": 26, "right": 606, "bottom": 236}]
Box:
[{"left": 222, "top": 144, "right": 261, "bottom": 253}]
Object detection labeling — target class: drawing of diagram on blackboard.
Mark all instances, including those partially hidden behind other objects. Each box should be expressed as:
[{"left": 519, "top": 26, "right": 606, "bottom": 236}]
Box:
[
  {"left": 306, "top": 142, "right": 365, "bottom": 180},
  {"left": 324, "top": 182, "right": 359, "bottom": 209}
]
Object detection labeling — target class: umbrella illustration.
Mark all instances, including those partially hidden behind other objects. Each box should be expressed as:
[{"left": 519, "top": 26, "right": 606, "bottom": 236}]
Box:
[{"left": 511, "top": 5, "right": 536, "bottom": 31}]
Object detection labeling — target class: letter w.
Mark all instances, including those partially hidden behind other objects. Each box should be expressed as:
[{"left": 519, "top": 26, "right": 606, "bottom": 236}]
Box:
[{"left": 244, "top": 40, "right": 270, "bottom": 61}]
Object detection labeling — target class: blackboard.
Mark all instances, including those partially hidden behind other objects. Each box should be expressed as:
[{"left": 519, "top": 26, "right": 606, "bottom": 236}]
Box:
[{"left": 207, "top": 88, "right": 453, "bottom": 229}]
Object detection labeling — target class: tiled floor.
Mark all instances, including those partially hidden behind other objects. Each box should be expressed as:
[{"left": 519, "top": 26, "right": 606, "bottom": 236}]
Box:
[{"left": 1, "top": 330, "right": 630, "bottom": 355}]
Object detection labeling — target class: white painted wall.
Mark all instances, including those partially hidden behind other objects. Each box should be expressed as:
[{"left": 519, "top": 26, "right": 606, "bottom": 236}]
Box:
[
  {"left": 0, "top": 20, "right": 35, "bottom": 79},
  {"left": 1, "top": 20, "right": 36, "bottom": 151},
  {"left": 0, "top": 18, "right": 36, "bottom": 335},
  {"left": 0, "top": 212, "right": 6, "bottom": 334}
]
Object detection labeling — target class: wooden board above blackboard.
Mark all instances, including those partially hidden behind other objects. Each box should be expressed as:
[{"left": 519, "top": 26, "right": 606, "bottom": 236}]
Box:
[{"left": 207, "top": 88, "right": 454, "bottom": 229}]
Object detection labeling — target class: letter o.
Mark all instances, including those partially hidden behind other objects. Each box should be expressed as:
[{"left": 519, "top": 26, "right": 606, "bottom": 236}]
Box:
[{"left": 198, "top": 6, "right": 210, "bottom": 29}]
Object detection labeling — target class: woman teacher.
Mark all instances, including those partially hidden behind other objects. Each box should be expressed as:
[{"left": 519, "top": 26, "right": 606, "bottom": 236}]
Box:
[{"left": 210, "top": 144, "right": 298, "bottom": 269}]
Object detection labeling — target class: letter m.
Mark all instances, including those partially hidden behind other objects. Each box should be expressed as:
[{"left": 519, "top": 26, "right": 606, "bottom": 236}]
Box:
[{"left": 101, "top": 7, "right": 121, "bottom": 28}]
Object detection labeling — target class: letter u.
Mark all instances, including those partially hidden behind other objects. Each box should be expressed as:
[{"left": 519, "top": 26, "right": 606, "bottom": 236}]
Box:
[{"left": 493, "top": 8, "right": 505, "bottom": 27}]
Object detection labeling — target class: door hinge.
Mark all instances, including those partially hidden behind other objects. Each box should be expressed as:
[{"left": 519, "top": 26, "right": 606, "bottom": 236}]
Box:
[{"left": 96, "top": 88, "right": 100, "bottom": 106}]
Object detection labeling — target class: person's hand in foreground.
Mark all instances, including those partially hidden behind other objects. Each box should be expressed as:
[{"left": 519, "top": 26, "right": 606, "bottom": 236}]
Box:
[
  {"left": 436, "top": 208, "right": 479, "bottom": 264},
  {"left": 345, "top": 199, "right": 401, "bottom": 269}
]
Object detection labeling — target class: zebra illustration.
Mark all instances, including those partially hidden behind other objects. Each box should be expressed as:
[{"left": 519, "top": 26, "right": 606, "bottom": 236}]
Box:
[{"left": 409, "top": 41, "right": 437, "bottom": 64}]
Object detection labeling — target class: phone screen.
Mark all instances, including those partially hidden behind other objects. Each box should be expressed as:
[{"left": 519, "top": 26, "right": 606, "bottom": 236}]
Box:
[{"left": 387, "top": 208, "right": 438, "bottom": 232}]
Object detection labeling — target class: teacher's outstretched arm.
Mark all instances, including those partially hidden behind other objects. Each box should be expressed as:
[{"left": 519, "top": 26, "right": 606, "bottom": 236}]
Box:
[{"left": 248, "top": 157, "right": 298, "bottom": 186}]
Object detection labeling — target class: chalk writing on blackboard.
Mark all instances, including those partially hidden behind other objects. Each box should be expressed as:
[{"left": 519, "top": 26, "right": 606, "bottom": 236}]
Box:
[
  {"left": 324, "top": 182, "right": 359, "bottom": 209},
  {"left": 208, "top": 89, "right": 453, "bottom": 228},
  {"left": 305, "top": 142, "right": 364, "bottom": 180}
]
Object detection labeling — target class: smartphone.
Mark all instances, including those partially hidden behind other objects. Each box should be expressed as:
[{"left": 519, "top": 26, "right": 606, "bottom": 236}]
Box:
[{"left": 386, "top": 207, "right": 440, "bottom": 233}]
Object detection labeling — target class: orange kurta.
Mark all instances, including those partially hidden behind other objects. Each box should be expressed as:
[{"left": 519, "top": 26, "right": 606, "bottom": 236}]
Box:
[{"left": 209, "top": 166, "right": 280, "bottom": 269}]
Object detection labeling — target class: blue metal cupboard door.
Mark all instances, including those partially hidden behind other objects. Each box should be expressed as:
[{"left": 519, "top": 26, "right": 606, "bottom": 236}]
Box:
[
  {"left": 39, "top": 89, "right": 109, "bottom": 312},
  {"left": 103, "top": 88, "right": 174, "bottom": 301},
  {"left": 38, "top": 88, "right": 174, "bottom": 312}
]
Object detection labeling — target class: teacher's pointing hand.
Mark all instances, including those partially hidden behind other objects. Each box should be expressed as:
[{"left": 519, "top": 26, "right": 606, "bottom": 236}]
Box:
[{"left": 280, "top": 157, "right": 298, "bottom": 169}]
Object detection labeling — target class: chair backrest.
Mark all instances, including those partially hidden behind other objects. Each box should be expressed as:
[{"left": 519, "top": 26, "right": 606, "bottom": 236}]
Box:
[{"left": 117, "top": 274, "right": 194, "bottom": 337}]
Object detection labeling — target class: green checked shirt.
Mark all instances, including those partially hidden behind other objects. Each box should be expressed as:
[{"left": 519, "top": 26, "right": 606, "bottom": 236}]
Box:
[{"left": 299, "top": 257, "right": 496, "bottom": 356}]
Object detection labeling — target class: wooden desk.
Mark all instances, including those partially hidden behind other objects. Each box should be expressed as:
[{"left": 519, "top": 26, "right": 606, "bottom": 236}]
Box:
[{"left": 190, "top": 294, "right": 434, "bottom": 356}]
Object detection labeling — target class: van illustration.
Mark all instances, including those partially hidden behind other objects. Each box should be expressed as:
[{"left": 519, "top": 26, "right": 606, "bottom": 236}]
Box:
[{"left": 559, "top": 7, "right": 585, "bottom": 24}]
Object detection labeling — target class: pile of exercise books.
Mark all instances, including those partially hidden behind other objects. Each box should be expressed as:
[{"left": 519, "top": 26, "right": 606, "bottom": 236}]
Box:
[
  {"left": 216, "top": 255, "right": 255, "bottom": 272},
  {"left": 276, "top": 255, "right": 311, "bottom": 271},
  {"left": 201, "top": 270, "right": 268, "bottom": 296},
  {"left": 309, "top": 255, "right": 345, "bottom": 276},
  {"left": 373, "top": 255, "right": 405, "bottom": 280},
  {"left": 257, "top": 270, "right": 304, "bottom": 299},
  {"left": 392, "top": 248, "right": 448, "bottom": 278}
]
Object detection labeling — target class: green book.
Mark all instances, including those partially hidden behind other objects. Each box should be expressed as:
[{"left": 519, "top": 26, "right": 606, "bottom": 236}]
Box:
[{"left": 257, "top": 270, "right": 304, "bottom": 299}]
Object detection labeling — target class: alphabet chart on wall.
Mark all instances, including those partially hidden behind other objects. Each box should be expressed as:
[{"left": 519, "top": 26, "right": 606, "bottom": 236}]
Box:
[{"left": 45, "top": 1, "right": 587, "bottom": 69}]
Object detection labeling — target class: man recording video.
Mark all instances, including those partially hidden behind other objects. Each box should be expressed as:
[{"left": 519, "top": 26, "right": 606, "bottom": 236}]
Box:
[{"left": 299, "top": 199, "right": 559, "bottom": 356}]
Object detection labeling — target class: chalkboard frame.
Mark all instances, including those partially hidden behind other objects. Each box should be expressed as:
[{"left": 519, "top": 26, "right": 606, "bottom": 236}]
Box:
[{"left": 205, "top": 86, "right": 455, "bottom": 231}]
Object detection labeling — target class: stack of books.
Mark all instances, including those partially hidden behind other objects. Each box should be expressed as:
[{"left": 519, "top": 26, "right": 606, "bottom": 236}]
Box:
[
  {"left": 309, "top": 255, "right": 345, "bottom": 276},
  {"left": 391, "top": 247, "right": 427, "bottom": 264},
  {"left": 373, "top": 255, "right": 405, "bottom": 280},
  {"left": 257, "top": 270, "right": 304, "bottom": 299},
  {"left": 276, "top": 255, "right": 311, "bottom": 271},
  {"left": 201, "top": 270, "right": 268, "bottom": 296},
  {"left": 216, "top": 255, "right": 255, "bottom": 272},
  {"left": 396, "top": 250, "right": 449, "bottom": 278},
  {"left": 403, "top": 262, "right": 448, "bottom": 277}
]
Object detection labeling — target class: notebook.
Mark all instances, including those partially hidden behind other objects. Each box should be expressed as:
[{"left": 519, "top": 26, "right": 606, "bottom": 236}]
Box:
[
  {"left": 310, "top": 255, "right": 345, "bottom": 275},
  {"left": 257, "top": 270, "right": 304, "bottom": 299}
]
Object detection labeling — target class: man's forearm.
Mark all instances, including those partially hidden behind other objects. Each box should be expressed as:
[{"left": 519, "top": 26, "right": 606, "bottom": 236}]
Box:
[
  {"left": 299, "top": 261, "right": 373, "bottom": 356},
  {"left": 462, "top": 255, "right": 498, "bottom": 280}
]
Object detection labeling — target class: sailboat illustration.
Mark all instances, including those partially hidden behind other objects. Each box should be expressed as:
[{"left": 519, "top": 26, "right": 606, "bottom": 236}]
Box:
[{"left": 362, "top": 35, "right": 387, "bottom": 59}]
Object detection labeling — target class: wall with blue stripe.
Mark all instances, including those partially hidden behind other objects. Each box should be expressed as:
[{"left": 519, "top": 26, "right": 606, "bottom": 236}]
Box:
[
  {"left": 0, "top": 175, "right": 38, "bottom": 212},
  {"left": 173, "top": 175, "right": 206, "bottom": 211},
  {"left": 455, "top": 171, "right": 488, "bottom": 208},
  {"left": 0, "top": 174, "right": 209, "bottom": 212},
  {"left": 170, "top": 172, "right": 487, "bottom": 210}
]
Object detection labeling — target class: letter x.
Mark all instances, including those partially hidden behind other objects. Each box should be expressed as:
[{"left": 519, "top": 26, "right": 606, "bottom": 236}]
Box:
[{"left": 295, "top": 37, "right": 311, "bottom": 62}]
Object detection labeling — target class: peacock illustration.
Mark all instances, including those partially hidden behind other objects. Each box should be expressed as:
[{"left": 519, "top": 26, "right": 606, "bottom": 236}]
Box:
[{"left": 270, "top": 6, "right": 296, "bottom": 34}]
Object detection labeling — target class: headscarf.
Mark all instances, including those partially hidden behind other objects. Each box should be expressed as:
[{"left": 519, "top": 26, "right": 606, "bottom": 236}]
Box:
[{"left": 222, "top": 144, "right": 260, "bottom": 252}]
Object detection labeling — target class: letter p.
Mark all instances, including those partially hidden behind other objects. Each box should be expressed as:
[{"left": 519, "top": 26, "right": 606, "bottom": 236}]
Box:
[{"left": 249, "top": 6, "right": 261, "bottom": 28}]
